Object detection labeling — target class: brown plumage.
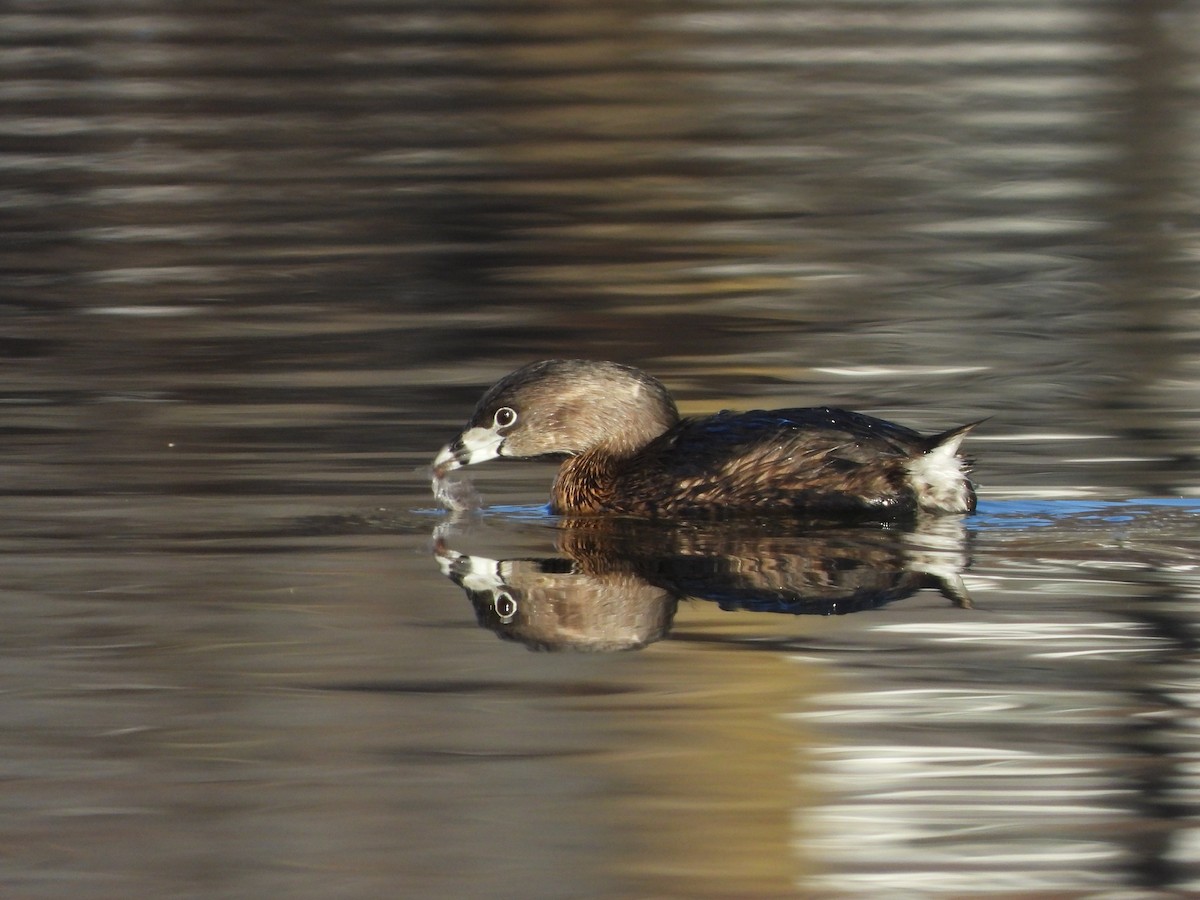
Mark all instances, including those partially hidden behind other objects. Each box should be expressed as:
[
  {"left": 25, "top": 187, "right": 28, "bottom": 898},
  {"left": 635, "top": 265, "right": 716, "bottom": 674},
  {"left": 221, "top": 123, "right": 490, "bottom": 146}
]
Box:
[{"left": 432, "top": 359, "right": 979, "bottom": 519}]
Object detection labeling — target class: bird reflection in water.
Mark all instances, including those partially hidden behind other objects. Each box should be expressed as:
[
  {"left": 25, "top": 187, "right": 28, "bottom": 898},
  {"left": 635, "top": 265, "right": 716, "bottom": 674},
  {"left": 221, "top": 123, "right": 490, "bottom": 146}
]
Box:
[{"left": 434, "top": 515, "right": 972, "bottom": 652}]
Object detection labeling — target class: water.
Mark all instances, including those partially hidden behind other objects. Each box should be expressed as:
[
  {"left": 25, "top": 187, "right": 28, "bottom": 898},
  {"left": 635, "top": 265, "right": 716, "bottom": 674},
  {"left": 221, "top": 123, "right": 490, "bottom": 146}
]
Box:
[{"left": 4, "top": 1, "right": 1200, "bottom": 897}]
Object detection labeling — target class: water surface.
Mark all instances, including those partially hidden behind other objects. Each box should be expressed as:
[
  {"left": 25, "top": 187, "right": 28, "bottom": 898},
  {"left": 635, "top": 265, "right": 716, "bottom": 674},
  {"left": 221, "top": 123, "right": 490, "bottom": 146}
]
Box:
[{"left": 4, "top": 2, "right": 1200, "bottom": 898}]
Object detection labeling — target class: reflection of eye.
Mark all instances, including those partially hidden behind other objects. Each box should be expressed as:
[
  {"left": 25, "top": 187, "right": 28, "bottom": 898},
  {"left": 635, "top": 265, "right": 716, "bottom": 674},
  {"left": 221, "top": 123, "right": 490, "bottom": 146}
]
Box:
[
  {"left": 495, "top": 591, "right": 518, "bottom": 623},
  {"left": 493, "top": 407, "right": 518, "bottom": 429}
]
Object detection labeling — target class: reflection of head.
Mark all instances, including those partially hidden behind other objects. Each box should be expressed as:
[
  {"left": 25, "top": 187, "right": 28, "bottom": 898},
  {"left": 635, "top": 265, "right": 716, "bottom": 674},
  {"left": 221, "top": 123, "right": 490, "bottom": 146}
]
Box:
[{"left": 437, "top": 548, "right": 677, "bottom": 652}]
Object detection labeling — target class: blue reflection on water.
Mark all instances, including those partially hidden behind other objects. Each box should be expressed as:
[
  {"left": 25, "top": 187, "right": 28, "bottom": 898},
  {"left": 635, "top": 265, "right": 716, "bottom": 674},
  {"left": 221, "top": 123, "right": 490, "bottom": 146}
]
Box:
[
  {"left": 421, "top": 498, "right": 1200, "bottom": 529},
  {"left": 973, "top": 498, "right": 1200, "bottom": 529}
]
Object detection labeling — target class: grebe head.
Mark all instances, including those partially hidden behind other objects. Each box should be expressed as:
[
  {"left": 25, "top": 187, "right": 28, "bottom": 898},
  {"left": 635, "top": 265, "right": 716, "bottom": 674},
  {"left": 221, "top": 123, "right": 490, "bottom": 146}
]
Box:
[{"left": 433, "top": 359, "right": 679, "bottom": 475}]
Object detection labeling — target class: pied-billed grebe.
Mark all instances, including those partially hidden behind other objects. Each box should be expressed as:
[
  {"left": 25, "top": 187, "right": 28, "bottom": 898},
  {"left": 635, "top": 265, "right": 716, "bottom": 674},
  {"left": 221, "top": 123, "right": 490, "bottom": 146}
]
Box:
[{"left": 432, "top": 359, "right": 979, "bottom": 518}]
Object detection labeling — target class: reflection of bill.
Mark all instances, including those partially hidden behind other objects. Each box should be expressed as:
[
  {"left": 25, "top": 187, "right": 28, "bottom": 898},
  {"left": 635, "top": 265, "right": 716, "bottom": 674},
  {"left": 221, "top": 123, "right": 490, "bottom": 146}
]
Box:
[{"left": 433, "top": 515, "right": 972, "bottom": 652}]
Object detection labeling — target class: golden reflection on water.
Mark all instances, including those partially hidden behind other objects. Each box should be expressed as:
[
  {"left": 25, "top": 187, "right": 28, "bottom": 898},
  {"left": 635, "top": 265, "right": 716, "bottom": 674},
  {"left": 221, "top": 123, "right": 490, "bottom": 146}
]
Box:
[{"left": 597, "top": 629, "right": 820, "bottom": 897}]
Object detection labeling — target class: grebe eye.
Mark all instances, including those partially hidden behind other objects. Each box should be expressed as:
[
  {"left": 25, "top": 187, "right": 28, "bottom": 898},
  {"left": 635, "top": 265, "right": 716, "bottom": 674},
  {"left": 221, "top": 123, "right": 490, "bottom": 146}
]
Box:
[
  {"left": 494, "top": 591, "right": 518, "bottom": 622},
  {"left": 493, "top": 407, "right": 518, "bottom": 429}
]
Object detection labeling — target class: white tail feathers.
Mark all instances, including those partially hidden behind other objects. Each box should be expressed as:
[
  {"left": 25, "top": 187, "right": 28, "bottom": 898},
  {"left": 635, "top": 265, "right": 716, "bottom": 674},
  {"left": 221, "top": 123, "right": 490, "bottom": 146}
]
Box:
[{"left": 906, "top": 421, "right": 982, "bottom": 513}]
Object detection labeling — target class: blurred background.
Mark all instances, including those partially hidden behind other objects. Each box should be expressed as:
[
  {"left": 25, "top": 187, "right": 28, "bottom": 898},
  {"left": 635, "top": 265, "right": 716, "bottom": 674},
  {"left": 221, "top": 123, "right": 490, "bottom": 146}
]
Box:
[
  {"left": 4, "top": 1, "right": 1200, "bottom": 898},
  {"left": 8, "top": 0, "right": 1200, "bottom": 493}
]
